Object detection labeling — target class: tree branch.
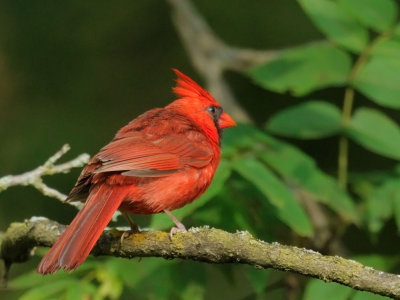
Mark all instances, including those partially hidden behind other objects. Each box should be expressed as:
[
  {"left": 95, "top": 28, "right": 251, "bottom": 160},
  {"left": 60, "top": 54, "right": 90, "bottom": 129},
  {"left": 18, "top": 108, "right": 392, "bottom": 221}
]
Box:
[
  {"left": 0, "top": 144, "right": 90, "bottom": 208},
  {"left": 1, "top": 217, "right": 398, "bottom": 298},
  {"left": 167, "top": 0, "right": 269, "bottom": 122},
  {"left": 167, "top": 0, "right": 326, "bottom": 124}
]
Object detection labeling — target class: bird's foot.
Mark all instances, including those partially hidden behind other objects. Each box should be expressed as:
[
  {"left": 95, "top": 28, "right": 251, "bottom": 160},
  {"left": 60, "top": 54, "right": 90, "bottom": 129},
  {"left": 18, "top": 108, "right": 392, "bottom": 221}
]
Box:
[
  {"left": 163, "top": 209, "right": 188, "bottom": 239},
  {"left": 169, "top": 223, "right": 187, "bottom": 239},
  {"left": 120, "top": 211, "right": 140, "bottom": 243},
  {"left": 120, "top": 224, "right": 140, "bottom": 243}
]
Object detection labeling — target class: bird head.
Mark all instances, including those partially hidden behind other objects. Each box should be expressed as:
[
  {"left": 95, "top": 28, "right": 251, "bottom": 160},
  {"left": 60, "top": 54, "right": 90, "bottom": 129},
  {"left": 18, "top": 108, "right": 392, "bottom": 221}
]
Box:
[{"left": 168, "top": 69, "right": 236, "bottom": 144}]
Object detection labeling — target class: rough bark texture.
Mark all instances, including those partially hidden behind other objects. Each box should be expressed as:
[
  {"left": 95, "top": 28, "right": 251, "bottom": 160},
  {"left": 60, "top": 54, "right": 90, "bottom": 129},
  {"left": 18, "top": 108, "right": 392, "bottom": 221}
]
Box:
[{"left": 1, "top": 217, "right": 399, "bottom": 298}]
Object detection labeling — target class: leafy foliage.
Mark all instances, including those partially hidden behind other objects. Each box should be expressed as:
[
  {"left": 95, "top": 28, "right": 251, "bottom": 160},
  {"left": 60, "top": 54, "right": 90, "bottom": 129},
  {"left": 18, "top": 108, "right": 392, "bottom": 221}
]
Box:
[
  {"left": 347, "top": 108, "right": 400, "bottom": 159},
  {"left": 354, "top": 55, "right": 400, "bottom": 108},
  {"left": 266, "top": 101, "right": 342, "bottom": 139},
  {"left": 339, "top": 0, "right": 398, "bottom": 32},
  {"left": 232, "top": 156, "right": 313, "bottom": 236},
  {"left": 246, "top": 0, "right": 400, "bottom": 297},
  {"left": 249, "top": 43, "right": 351, "bottom": 95},
  {"left": 298, "top": 0, "right": 369, "bottom": 52}
]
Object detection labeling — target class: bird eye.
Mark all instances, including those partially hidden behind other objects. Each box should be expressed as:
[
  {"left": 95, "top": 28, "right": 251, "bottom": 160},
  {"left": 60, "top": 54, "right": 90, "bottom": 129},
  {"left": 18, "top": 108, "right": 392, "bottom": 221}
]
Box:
[
  {"left": 207, "top": 106, "right": 216, "bottom": 114},
  {"left": 206, "top": 105, "right": 222, "bottom": 121}
]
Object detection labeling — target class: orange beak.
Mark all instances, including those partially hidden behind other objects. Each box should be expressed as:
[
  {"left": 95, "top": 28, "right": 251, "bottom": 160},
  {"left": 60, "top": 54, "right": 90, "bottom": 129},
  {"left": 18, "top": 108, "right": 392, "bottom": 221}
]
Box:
[{"left": 218, "top": 112, "right": 236, "bottom": 129}]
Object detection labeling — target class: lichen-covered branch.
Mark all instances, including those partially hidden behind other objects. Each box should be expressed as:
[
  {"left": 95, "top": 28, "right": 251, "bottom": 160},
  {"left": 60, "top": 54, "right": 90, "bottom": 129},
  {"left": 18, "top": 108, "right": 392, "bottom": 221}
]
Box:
[
  {"left": 0, "top": 144, "right": 89, "bottom": 208},
  {"left": 1, "top": 217, "right": 399, "bottom": 298}
]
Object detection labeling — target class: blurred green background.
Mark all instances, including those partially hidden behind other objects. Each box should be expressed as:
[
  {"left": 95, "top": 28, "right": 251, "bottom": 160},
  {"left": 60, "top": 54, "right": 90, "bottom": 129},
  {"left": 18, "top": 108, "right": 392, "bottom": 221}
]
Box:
[{"left": 1, "top": 0, "right": 400, "bottom": 299}]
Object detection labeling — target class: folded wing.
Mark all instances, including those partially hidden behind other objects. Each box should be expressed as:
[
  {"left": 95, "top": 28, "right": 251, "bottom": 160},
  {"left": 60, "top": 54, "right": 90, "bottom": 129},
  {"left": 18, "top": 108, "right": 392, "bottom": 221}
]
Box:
[{"left": 94, "top": 133, "right": 214, "bottom": 177}]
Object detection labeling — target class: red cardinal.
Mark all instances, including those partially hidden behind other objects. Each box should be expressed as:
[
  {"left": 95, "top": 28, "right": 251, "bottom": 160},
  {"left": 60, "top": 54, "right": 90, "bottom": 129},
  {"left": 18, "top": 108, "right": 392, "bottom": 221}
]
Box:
[{"left": 37, "top": 69, "right": 235, "bottom": 274}]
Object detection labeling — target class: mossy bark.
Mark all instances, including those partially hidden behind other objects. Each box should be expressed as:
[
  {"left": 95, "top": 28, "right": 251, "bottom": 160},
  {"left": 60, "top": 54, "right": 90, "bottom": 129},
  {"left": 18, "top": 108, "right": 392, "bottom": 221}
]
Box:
[{"left": 1, "top": 217, "right": 399, "bottom": 298}]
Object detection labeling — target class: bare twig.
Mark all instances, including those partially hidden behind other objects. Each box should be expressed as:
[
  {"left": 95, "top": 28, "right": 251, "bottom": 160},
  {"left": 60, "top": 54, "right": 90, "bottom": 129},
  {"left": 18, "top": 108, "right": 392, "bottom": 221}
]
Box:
[
  {"left": 0, "top": 144, "right": 90, "bottom": 208},
  {"left": 0, "top": 217, "right": 399, "bottom": 298}
]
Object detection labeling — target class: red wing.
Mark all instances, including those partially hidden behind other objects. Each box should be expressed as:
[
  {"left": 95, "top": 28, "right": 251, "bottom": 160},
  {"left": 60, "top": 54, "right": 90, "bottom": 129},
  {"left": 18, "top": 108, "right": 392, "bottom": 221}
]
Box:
[{"left": 93, "top": 133, "right": 213, "bottom": 177}]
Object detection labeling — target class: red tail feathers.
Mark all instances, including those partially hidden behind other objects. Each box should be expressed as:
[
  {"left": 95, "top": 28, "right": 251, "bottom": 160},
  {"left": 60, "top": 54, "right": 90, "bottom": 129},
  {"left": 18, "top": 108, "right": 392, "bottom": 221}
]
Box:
[{"left": 37, "top": 185, "right": 126, "bottom": 274}]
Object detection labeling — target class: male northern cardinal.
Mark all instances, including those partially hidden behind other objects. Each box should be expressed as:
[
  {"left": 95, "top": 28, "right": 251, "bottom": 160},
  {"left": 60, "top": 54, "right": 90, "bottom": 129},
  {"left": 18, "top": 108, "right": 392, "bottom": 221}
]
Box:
[{"left": 37, "top": 69, "right": 235, "bottom": 274}]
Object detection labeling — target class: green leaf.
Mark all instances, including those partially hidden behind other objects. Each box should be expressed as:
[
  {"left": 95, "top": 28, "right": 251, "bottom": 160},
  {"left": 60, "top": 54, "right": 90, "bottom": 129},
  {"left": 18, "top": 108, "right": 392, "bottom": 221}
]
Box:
[
  {"left": 339, "top": 0, "right": 398, "bottom": 32},
  {"left": 368, "top": 177, "right": 400, "bottom": 231},
  {"left": 354, "top": 56, "right": 400, "bottom": 108},
  {"left": 248, "top": 43, "right": 351, "bottom": 95},
  {"left": 232, "top": 156, "right": 313, "bottom": 236},
  {"left": 222, "top": 123, "right": 273, "bottom": 155},
  {"left": 370, "top": 38, "right": 400, "bottom": 60},
  {"left": 367, "top": 180, "right": 400, "bottom": 233},
  {"left": 298, "top": 0, "right": 369, "bottom": 52},
  {"left": 266, "top": 101, "right": 342, "bottom": 139},
  {"left": 225, "top": 124, "right": 359, "bottom": 223},
  {"left": 347, "top": 108, "right": 400, "bottom": 160},
  {"left": 257, "top": 139, "right": 358, "bottom": 222},
  {"left": 150, "top": 160, "right": 231, "bottom": 229},
  {"left": 366, "top": 178, "right": 399, "bottom": 233},
  {"left": 304, "top": 280, "right": 353, "bottom": 300},
  {"left": 210, "top": 186, "right": 255, "bottom": 231}
]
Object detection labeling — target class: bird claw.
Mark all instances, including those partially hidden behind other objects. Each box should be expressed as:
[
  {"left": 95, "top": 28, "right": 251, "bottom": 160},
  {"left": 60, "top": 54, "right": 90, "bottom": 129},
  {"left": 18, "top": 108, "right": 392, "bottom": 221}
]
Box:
[
  {"left": 120, "top": 231, "right": 130, "bottom": 243},
  {"left": 120, "top": 226, "right": 140, "bottom": 244},
  {"left": 120, "top": 212, "right": 141, "bottom": 244},
  {"left": 169, "top": 224, "right": 187, "bottom": 239},
  {"left": 163, "top": 209, "right": 187, "bottom": 239}
]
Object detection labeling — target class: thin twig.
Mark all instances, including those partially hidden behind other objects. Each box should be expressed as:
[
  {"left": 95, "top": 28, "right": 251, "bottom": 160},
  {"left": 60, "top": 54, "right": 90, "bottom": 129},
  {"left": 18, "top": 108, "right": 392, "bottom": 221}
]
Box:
[
  {"left": 338, "top": 29, "right": 394, "bottom": 189},
  {"left": 0, "top": 217, "right": 399, "bottom": 298},
  {"left": 0, "top": 144, "right": 89, "bottom": 208}
]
